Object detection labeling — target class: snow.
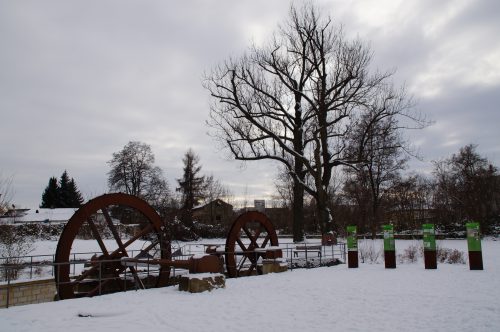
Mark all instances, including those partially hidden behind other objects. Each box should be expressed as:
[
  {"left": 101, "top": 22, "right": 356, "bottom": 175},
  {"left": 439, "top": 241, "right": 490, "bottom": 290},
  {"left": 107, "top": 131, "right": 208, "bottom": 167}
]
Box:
[
  {"left": 0, "top": 208, "right": 77, "bottom": 224},
  {"left": 1, "top": 239, "right": 499, "bottom": 331},
  {"left": 183, "top": 273, "right": 224, "bottom": 279}
]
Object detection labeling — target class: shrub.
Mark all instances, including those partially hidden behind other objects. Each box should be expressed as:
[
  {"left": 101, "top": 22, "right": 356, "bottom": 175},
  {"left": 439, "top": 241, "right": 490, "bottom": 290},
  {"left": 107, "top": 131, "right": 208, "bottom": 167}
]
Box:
[
  {"left": 398, "top": 244, "right": 421, "bottom": 263},
  {"left": 437, "top": 246, "right": 466, "bottom": 264},
  {"left": 358, "top": 240, "right": 382, "bottom": 263},
  {"left": 0, "top": 225, "right": 34, "bottom": 281}
]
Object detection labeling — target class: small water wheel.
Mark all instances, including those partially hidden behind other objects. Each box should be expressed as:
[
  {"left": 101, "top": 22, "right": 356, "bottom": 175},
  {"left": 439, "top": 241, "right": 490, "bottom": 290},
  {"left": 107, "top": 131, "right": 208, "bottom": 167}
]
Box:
[
  {"left": 54, "top": 193, "right": 171, "bottom": 299},
  {"left": 224, "top": 211, "right": 279, "bottom": 277}
]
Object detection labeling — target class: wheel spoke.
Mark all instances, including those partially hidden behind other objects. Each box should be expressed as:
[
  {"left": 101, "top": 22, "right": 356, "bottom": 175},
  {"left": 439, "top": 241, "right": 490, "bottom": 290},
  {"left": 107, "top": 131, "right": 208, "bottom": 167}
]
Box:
[
  {"left": 122, "top": 224, "right": 154, "bottom": 249},
  {"left": 261, "top": 234, "right": 271, "bottom": 248},
  {"left": 87, "top": 217, "right": 109, "bottom": 257},
  {"left": 236, "top": 238, "right": 247, "bottom": 252},
  {"left": 242, "top": 226, "right": 258, "bottom": 250},
  {"left": 237, "top": 256, "right": 248, "bottom": 272},
  {"left": 102, "top": 208, "right": 126, "bottom": 253}
]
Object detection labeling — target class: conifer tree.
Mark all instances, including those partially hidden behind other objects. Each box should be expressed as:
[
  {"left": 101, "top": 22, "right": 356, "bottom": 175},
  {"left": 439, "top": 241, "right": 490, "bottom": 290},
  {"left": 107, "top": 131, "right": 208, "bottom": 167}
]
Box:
[
  {"left": 40, "top": 171, "right": 84, "bottom": 208},
  {"left": 176, "top": 149, "right": 206, "bottom": 227},
  {"left": 68, "top": 178, "right": 84, "bottom": 207},
  {"left": 40, "top": 177, "right": 59, "bottom": 208},
  {"left": 58, "top": 171, "right": 71, "bottom": 208}
]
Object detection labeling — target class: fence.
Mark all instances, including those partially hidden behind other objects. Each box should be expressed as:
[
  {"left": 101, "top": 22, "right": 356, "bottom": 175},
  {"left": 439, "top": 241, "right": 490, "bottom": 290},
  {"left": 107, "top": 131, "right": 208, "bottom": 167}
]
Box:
[{"left": 1, "top": 241, "right": 346, "bottom": 308}]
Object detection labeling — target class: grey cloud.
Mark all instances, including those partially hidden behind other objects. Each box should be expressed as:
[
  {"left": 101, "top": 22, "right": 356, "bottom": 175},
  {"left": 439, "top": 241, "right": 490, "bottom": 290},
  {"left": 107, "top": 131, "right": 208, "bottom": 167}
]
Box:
[{"left": 1, "top": 0, "right": 499, "bottom": 207}]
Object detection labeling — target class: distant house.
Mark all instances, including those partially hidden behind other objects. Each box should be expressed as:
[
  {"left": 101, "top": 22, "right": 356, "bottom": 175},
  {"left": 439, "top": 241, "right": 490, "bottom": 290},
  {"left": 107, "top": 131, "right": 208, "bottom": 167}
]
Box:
[
  {"left": 192, "top": 199, "right": 234, "bottom": 225},
  {"left": 0, "top": 208, "right": 77, "bottom": 225}
]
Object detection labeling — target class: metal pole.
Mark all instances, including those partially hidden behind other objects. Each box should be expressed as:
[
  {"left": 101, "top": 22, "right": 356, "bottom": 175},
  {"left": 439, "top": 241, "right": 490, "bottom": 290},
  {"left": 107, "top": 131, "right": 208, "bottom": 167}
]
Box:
[
  {"left": 7, "top": 266, "right": 11, "bottom": 308},
  {"left": 99, "top": 260, "right": 102, "bottom": 296},
  {"left": 124, "top": 265, "right": 127, "bottom": 292},
  {"left": 55, "top": 263, "right": 61, "bottom": 301},
  {"left": 305, "top": 243, "right": 308, "bottom": 268}
]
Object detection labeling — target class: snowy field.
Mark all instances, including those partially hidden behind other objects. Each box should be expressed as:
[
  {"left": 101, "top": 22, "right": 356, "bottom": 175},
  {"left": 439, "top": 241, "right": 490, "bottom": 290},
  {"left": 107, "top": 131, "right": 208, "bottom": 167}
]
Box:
[{"left": 1, "top": 239, "right": 499, "bottom": 331}]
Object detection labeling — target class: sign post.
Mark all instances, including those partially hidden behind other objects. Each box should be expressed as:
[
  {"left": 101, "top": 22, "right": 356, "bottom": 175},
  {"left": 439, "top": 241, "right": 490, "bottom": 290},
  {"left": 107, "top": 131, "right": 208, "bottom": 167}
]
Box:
[
  {"left": 383, "top": 225, "right": 396, "bottom": 268},
  {"left": 347, "top": 225, "right": 358, "bottom": 268},
  {"left": 423, "top": 224, "right": 437, "bottom": 269},
  {"left": 466, "top": 222, "right": 483, "bottom": 270}
]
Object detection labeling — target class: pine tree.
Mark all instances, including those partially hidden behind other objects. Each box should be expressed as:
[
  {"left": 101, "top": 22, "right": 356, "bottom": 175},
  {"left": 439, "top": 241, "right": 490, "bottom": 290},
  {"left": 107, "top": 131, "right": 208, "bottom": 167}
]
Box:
[
  {"left": 176, "top": 149, "right": 206, "bottom": 227},
  {"left": 40, "top": 171, "right": 84, "bottom": 208},
  {"left": 40, "top": 177, "right": 59, "bottom": 208},
  {"left": 58, "top": 170, "right": 71, "bottom": 208},
  {"left": 68, "top": 178, "right": 84, "bottom": 207}
]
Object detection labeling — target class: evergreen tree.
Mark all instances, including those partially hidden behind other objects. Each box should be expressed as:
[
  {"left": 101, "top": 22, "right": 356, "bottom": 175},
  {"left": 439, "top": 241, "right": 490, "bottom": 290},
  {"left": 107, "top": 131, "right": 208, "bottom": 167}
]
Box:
[
  {"left": 68, "top": 178, "right": 84, "bottom": 207},
  {"left": 176, "top": 149, "right": 206, "bottom": 227},
  {"left": 58, "top": 170, "right": 71, "bottom": 208},
  {"left": 40, "top": 177, "right": 59, "bottom": 208},
  {"left": 40, "top": 171, "right": 84, "bottom": 208}
]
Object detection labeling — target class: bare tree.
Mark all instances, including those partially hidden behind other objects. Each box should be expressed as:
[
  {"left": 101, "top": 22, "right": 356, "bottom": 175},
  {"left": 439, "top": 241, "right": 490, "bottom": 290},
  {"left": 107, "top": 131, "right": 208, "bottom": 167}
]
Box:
[
  {"left": 433, "top": 144, "right": 500, "bottom": 234},
  {"left": 388, "top": 174, "right": 434, "bottom": 232},
  {"left": 108, "top": 141, "right": 171, "bottom": 207},
  {"left": 204, "top": 3, "right": 405, "bottom": 239},
  {"left": 0, "top": 173, "right": 14, "bottom": 216},
  {"left": 344, "top": 85, "right": 428, "bottom": 238},
  {"left": 202, "top": 174, "right": 232, "bottom": 205}
]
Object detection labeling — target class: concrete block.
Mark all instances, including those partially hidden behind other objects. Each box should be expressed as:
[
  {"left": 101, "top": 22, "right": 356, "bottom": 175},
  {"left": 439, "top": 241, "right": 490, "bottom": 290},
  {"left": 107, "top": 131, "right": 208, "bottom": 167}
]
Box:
[
  {"left": 262, "top": 260, "right": 288, "bottom": 274},
  {"left": 179, "top": 273, "right": 225, "bottom": 293}
]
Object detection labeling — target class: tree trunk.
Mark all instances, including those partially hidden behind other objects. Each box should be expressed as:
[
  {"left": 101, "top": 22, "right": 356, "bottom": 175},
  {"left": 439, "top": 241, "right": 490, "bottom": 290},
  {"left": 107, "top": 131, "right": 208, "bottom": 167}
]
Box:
[
  {"left": 292, "top": 175, "right": 305, "bottom": 242},
  {"left": 316, "top": 186, "right": 332, "bottom": 235},
  {"left": 370, "top": 200, "right": 379, "bottom": 239},
  {"left": 292, "top": 96, "right": 305, "bottom": 243}
]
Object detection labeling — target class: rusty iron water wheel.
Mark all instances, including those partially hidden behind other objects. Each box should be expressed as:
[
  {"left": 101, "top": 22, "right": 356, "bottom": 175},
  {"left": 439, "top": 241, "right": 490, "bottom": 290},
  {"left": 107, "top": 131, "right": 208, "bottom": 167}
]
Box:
[
  {"left": 224, "top": 211, "right": 279, "bottom": 278},
  {"left": 54, "top": 193, "right": 171, "bottom": 300}
]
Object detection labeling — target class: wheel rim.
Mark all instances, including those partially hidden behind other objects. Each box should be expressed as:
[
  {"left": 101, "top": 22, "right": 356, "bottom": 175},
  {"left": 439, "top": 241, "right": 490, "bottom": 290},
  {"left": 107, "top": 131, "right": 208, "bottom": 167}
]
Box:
[
  {"left": 225, "top": 211, "right": 278, "bottom": 277},
  {"left": 54, "top": 193, "right": 170, "bottom": 299}
]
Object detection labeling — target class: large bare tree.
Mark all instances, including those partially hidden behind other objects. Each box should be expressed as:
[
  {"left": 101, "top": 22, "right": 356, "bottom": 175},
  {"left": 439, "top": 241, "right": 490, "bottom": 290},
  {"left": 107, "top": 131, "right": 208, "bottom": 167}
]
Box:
[
  {"left": 344, "top": 85, "right": 427, "bottom": 238},
  {"left": 108, "top": 141, "right": 171, "bottom": 209},
  {"left": 433, "top": 144, "right": 500, "bottom": 234},
  {"left": 204, "top": 4, "right": 411, "bottom": 239}
]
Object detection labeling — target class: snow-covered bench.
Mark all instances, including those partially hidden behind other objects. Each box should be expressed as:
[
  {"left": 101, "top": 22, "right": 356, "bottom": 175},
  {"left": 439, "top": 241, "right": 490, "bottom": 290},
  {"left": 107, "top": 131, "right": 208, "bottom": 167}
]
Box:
[{"left": 293, "top": 245, "right": 322, "bottom": 258}]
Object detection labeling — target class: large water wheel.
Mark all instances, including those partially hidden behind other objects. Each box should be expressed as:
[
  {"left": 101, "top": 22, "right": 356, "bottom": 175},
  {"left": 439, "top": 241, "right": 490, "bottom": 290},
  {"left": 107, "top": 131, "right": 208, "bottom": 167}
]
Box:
[
  {"left": 224, "top": 211, "right": 279, "bottom": 277},
  {"left": 54, "top": 193, "right": 171, "bottom": 299}
]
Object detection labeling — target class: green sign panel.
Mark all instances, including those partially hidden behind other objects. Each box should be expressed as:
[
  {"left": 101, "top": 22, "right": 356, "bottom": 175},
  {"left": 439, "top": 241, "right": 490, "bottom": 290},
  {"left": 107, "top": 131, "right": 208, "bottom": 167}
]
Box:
[
  {"left": 466, "top": 222, "right": 482, "bottom": 252},
  {"left": 423, "top": 224, "right": 436, "bottom": 251},
  {"left": 383, "top": 225, "right": 395, "bottom": 251},
  {"left": 347, "top": 225, "right": 357, "bottom": 251}
]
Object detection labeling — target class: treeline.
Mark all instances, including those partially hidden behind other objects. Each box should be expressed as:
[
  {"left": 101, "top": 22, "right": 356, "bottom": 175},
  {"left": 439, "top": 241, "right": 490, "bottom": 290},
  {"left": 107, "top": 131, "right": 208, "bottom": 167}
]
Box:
[{"left": 274, "top": 144, "right": 500, "bottom": 237}]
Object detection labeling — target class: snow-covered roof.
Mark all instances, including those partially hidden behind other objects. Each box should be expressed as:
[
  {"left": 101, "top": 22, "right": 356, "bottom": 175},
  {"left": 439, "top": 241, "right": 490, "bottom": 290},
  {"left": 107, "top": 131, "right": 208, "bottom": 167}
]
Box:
[
  {"left": 193, "top": 199, "right": 232, "bottom": 211},
  {"left": 0, "top": 208, "right": 77, "bottom": 224}
]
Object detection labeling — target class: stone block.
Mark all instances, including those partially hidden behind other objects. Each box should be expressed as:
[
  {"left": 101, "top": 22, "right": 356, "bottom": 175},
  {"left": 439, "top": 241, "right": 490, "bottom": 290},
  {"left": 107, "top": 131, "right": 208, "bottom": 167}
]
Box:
[
  {"left": 179, "top": 273, "right": 225, "bottom": 293},
  {"left": 262, "top": 260, "right": 288, "bottom": 274}
]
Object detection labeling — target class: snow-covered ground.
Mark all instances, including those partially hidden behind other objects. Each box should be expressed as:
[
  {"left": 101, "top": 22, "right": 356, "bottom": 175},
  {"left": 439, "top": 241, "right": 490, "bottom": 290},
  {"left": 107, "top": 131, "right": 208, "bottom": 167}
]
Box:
[{"left": 1, "top": 239, "right": 499, "bottom": 331}]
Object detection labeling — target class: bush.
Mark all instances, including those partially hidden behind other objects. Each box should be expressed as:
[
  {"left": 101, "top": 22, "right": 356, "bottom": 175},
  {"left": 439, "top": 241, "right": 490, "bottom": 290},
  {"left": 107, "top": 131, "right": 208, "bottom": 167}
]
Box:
[
  {"left": 0, "top": 225, "right": 34, "bottom": 281},
  {"left": 437, "top": 246, "right": 466, "bottom": 264},
  {"left": 398, "top": 244, "right": 421, "bottom": 263},
  {"left": 358, "top": 240, "right": 382, "bottom": 263}
]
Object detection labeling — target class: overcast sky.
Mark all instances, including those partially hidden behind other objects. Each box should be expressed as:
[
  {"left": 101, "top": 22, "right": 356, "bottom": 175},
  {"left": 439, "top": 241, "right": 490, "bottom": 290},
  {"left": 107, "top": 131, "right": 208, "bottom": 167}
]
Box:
[{"left": 1, "top": 0, "right": 499, "bottom": 208}]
